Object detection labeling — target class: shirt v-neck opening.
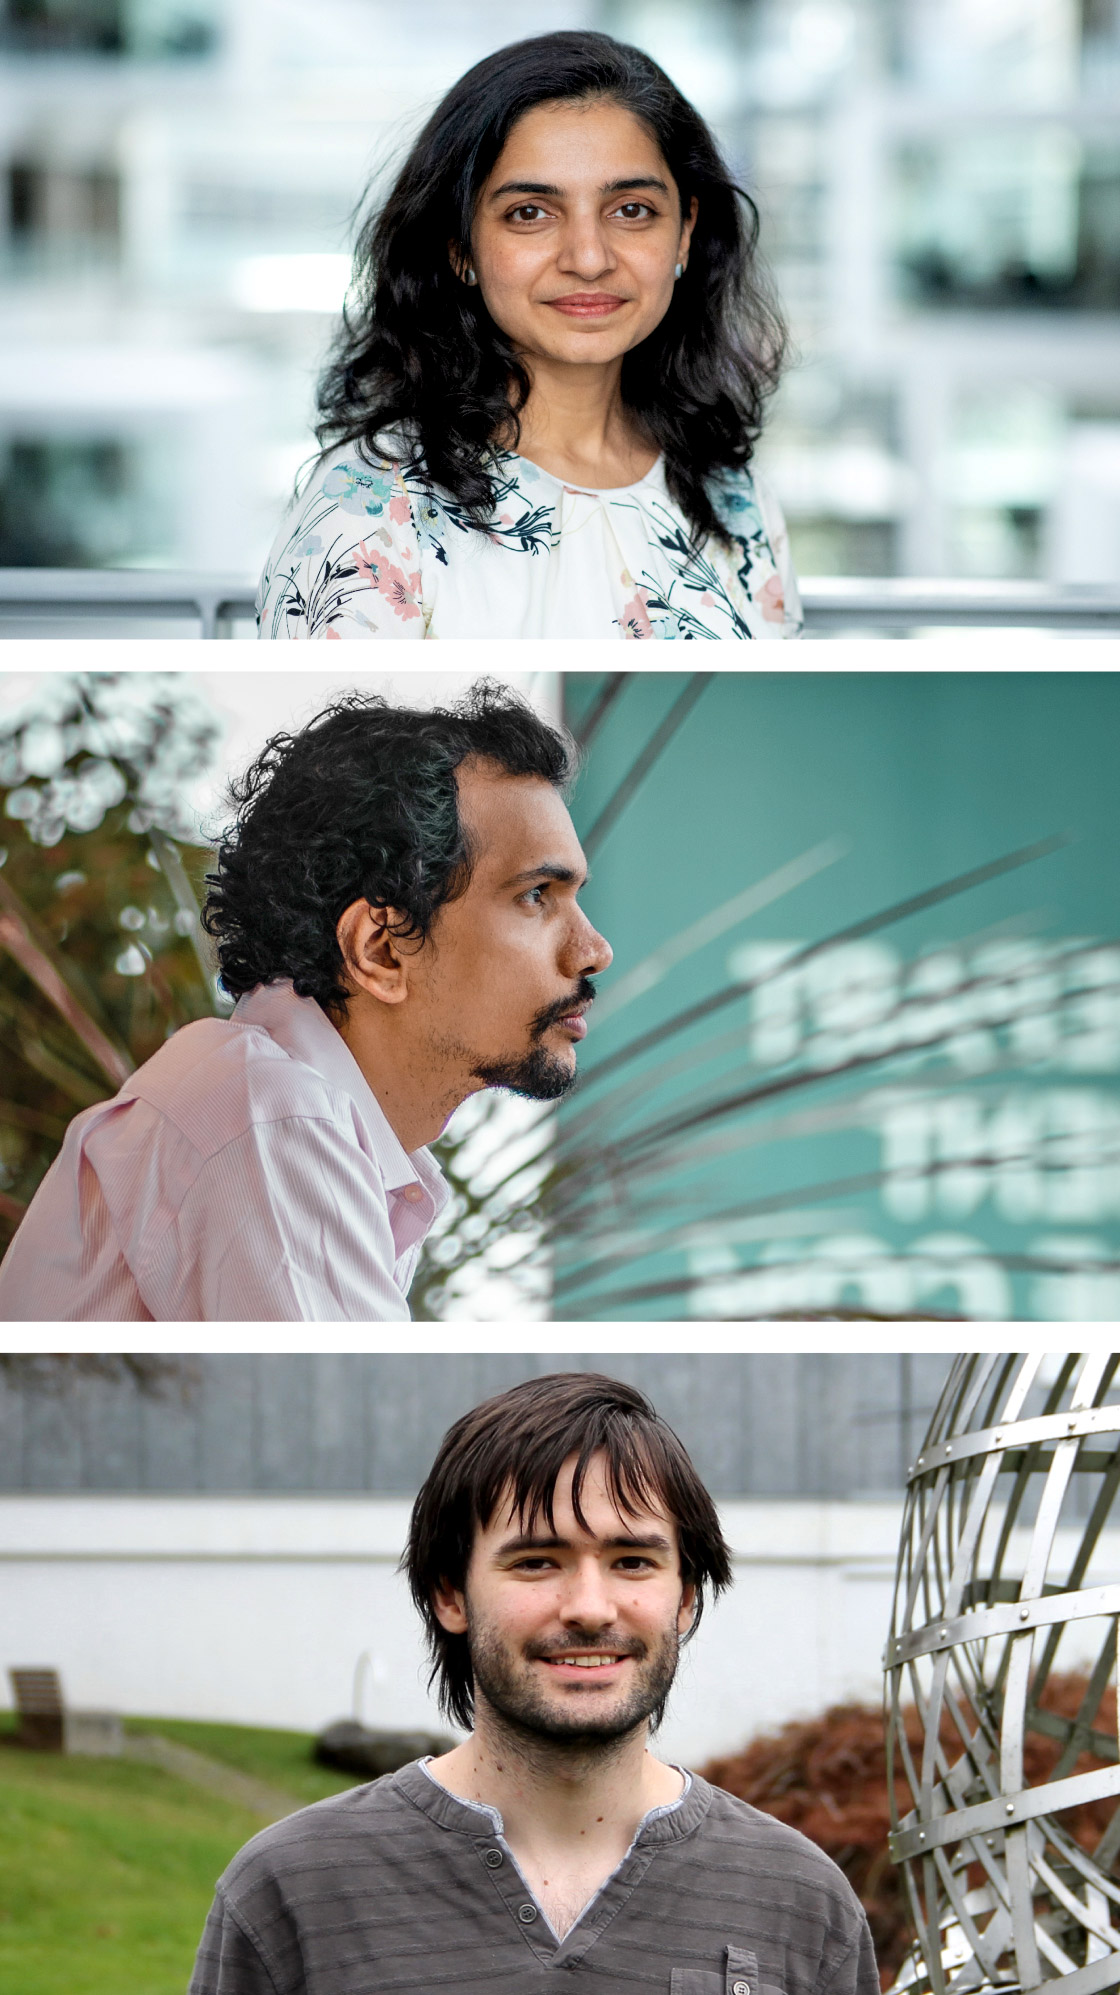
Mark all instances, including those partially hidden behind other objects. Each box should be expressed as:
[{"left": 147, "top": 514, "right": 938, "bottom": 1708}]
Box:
[{"left": 415, "top": 1756, "right": 692, "bottom": 1958}]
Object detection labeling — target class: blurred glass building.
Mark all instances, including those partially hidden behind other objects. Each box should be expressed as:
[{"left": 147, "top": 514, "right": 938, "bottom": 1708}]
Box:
[{"left": 1, "top": 0, "right": 1118, "bottom": 583}]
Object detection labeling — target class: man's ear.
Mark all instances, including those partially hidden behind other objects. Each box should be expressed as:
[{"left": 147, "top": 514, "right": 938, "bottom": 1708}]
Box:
[
  {"left": 677, "top": 1580, "right": 697, "bottom": 1637},
  {"left": 432, "top": 1578, "right": 469, "bottom": 1635},
  {"left": 336, "top": 900, "right": 415, "bottom": 1006}
]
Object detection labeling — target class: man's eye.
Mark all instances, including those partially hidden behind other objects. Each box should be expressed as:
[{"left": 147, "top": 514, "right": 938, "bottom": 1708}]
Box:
[{"left": 521, "top": 884, "right": 547, "bottom": 905}]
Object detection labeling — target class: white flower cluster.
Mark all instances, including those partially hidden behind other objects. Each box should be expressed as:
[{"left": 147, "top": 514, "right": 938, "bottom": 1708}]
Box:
[{"left": 0, "top": 674, "right": 221, "bottom": 847}]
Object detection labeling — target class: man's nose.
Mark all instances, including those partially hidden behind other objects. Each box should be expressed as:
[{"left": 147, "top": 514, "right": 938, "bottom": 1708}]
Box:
[
  {"left": 570, "top": 916, "right": 612, "bottom": 978},
  {"left": 560, "top": 1557, "right": 616, "bottom": 1626}
]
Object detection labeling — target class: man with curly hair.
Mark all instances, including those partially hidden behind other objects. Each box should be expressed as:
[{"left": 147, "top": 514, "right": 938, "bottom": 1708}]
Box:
[{"left": 0, "top": 684, "right": 610, "bottom": 1322}]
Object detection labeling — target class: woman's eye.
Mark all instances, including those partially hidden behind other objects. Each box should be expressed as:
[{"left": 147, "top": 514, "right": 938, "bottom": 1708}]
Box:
[
  {"left": 510, "top": 204, "right": 548, "bottom": 223},
  {"left": 614, "top": 202, "right": 653, "bottom": 220}
]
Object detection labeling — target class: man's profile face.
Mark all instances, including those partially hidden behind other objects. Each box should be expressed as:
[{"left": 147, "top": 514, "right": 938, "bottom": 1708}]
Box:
[
  {"left": 435, "top": 1450, "right": 695, "bottom": 1748},
  {"left": 413, "top": 759, "right": 613, "bottom": 1104}
]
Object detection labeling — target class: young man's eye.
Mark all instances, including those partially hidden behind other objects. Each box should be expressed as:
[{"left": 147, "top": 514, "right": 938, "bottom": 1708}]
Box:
[{"left": 521, "top": 884, "right": 547, "bottom": 906}]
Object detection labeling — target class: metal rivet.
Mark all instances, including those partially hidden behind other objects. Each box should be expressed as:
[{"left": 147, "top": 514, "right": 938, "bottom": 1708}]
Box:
[
  {"left": 940, "top": 1627, "right": 949, "bottom": 1641},
  {"left": 986, "top": 1838, "right": 995, "bottom": 1848},
  {"left": 918, "top": 1831, "right": 926, "bottom": 1843},
  {"left": 1020, "top": 1606, "right": 1030, "bottom": 1620},
  {"left": 945, "top": 1443, "right": 952, "bottom": 1455},
  {"left": 1006, "top": 1803, "right": 1015, "bottom": 1816},
  {"left": 918, "top": 1456, "right": 925, "bottom": 1468}
]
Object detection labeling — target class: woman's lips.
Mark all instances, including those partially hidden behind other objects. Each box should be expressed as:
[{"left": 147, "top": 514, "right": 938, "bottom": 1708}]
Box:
[{"left": 546, "top": 294, "right": 626, "bottom": 317}]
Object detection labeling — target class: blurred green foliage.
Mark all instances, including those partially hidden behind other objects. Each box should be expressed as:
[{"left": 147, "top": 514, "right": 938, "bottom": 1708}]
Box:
[{"left": 0, "top": 676, "right": 221, "bottom": 1248}]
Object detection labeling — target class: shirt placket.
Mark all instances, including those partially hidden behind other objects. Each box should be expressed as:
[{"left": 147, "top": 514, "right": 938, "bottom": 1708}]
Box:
[{"left": 472, "top": 1832, "right": 660, "bottom": 1970}]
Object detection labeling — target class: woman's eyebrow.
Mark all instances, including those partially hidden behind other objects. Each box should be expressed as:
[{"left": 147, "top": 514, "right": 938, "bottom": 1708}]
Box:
[{"left": 488, "top": 175, "right": 670, "bottom": 201}]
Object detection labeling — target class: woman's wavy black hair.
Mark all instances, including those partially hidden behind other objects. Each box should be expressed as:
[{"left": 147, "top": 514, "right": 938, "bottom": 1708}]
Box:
[
  {"left": 404, "top": 1371, "right": 733, "bottom": 1733},
  {"left": 316, "top": 30, "right": 786, "bottom": 546},
  {"left": 201, "top": 681, "right": 576, "bottom": 1015}
]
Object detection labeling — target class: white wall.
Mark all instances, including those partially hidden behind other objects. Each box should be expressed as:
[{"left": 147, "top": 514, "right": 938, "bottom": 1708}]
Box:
[{"left": 0, "top": 1494, "right": 909, "bottom": 1765}]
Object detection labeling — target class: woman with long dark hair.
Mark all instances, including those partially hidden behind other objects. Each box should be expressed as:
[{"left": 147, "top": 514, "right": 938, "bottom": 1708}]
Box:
[{"left": 258, "top": 31, "right": 799, "bottom": 641}]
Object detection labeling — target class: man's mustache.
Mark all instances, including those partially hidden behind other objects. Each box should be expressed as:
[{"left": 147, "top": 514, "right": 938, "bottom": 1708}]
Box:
[{"left": 530, "top": 976, "right": 598, "bottom": 1036}]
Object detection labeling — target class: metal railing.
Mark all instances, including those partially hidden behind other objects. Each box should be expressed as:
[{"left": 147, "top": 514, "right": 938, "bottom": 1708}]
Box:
[{"left": 1, "top": 569, "right": 1119, "bottom": 637}]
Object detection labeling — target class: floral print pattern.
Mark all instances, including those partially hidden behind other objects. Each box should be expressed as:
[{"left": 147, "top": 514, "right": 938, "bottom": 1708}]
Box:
[{"left": 257, "top": 442, "right": 802, "bottom": 641}]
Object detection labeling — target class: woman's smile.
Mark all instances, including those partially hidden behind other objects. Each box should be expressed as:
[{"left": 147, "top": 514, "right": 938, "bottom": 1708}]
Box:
[{"left": 545, "top": 292, "right": 628, "bottom": 317}]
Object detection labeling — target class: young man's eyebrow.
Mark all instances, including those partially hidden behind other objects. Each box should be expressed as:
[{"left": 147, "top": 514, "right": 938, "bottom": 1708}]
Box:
[
  {"left": 488, "top": 176, "right": 670, "bottom": 201},
  {"left": 496, "top": 1530, "right": 674, "bottom": 1556},
  {"left": 503, "top": 862, "right": 588, "bottom": 889}
]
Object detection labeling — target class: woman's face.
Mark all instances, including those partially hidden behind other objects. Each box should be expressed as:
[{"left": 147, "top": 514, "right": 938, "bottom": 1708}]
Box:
[{"left": 467, "top": 97, "right": 697, "bottom": 373}]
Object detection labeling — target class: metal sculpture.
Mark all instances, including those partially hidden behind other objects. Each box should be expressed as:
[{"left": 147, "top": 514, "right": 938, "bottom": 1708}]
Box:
[{"left": 886, "top": 1353, "right": 1120, "bottom": 1995}]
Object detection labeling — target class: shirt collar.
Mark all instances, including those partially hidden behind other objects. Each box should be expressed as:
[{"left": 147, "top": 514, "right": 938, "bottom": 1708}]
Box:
[
  {"left": 231, "top": 980, "right": 448, "bottom": 1216},
  {"left": 398, "top": 1757, "right": 706, "bottom": 1848}
]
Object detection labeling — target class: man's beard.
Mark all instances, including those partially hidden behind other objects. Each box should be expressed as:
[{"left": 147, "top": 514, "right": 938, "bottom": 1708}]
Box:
[
  {"left": 465, "top": 1610, "right": 682, "bottom": 1753},
  {"left": 471, "top": 977, "right": 597, "bottom": 1103}
]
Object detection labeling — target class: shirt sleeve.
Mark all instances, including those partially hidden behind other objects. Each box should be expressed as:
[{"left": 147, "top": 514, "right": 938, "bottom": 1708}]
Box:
[
  {"left": 189, "top": 1888, "right": 283, "bottom": 1995},
  {"left": 257, "top": 453, "right": 428, "bottom": 639},
  {"left": 817, "top": 1909, "right": 881, "bottom": 1995},
  {"left": 134, "top": 1115, "right": 414, "bottom": 1322}
]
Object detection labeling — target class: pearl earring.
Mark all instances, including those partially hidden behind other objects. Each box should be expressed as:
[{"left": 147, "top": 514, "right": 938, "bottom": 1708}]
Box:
[
  {"left": 674, "top": 262, "right": 684, "bottom": 279},
  {"left": 465, "top": 267, "right": 478, "bottom": 286}
]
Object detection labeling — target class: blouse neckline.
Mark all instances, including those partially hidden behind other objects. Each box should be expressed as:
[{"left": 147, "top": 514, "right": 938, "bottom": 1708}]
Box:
[{"left": 503, "top": 449, "right": 665, "bottom": 499}]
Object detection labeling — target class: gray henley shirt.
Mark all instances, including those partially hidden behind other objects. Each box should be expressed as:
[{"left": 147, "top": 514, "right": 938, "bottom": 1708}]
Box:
[{"left": 188, "top": 1759, "right": 881, "bottom": 1995}]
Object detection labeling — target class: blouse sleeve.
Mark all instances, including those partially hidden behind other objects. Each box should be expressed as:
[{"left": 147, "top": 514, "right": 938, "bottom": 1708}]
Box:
[
  {"left": 257, "top": 453, "right": 428, "bottom": 640},
  {"left": 750, "top": 468, "right": 803, "bottom": 638}
]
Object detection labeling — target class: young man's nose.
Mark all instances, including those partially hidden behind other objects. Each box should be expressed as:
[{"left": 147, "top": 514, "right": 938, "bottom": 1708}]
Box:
[{"left": 558, "top": 1559, "right": 617, "bottom": 1625}]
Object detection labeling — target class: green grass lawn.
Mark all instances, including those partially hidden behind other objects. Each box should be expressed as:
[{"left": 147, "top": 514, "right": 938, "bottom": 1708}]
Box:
[{"left": 0, "top": 1718, "right": 363, "bottom": 1995}]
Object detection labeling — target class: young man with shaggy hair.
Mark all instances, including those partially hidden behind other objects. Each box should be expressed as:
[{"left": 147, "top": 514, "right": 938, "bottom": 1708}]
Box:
[
  {"left": 0, "top": 684, "right": 610, "bottom": 1322},
  {"left": 190, "top": 1373, "right": 880, "bottom": 1995}
]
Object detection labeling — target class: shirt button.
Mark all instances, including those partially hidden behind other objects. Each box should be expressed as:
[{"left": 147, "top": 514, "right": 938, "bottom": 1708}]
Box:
[
  {"left": 402, "top": 1184, "right": 423, "bottom": 1205},
  {"left": 732, "top": 1982, "right": 751, "bottom": 1994},
  {"left": 518, "top": 1904, "right": 538, "bottom": 1924},
  {"left": 484, "top": 1848, "right": 503, "bottom": 1868}
]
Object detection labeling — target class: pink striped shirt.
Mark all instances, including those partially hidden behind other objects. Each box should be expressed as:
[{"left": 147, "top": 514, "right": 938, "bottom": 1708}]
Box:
[{"left": 0, "top": 981, "right": 447, "bottom": 1322}]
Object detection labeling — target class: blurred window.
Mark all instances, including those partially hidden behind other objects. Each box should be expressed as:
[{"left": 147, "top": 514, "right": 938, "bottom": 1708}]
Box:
[
  {"left": 0, "top": 0, "right": 216, "bottom": 56},
  {"left": 894, "top": 131, "right": 1120, "bottom": 308},
  {"left": 0, "top": 441, "right": 149, "bottom": 567},
  {"left": 8, "top": 160, "right": 120, "bottom": 267}
]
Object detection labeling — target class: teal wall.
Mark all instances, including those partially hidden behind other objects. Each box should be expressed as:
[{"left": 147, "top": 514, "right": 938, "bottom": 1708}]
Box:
[{"left": 558, "top": 673, "right": 1120, "bottom": 1322}]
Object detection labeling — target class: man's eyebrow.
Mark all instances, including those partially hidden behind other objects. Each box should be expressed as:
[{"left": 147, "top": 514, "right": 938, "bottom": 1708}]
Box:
[
  {"left": 503, "top": 862, "right": 588, "bottom": 889},
  {"left": 488, "top": 176, "right": 670, "bottom": 201},
  {"left": 496, "top": 1531, "right": 674, "bottom": 1556}
]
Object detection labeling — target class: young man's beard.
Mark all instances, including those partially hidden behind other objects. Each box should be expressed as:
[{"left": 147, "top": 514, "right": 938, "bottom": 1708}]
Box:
[
  {"left": 464, "top": 1612, "right": 682, "bottom": 1753},
  {"left": 471, "top": 978, "right": 597, "bottom": 1102}
]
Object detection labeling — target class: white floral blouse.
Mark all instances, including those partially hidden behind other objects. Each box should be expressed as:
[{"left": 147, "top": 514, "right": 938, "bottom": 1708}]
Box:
[{"left": 257, "top": 441, "right": 802, "bottom": 641}]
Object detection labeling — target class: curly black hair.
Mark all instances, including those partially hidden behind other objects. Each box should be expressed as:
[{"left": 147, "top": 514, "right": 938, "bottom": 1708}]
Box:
[
  {"left": 315, "top": 30, "right": 786, "bottom": 547},
  {"left": 202, "top": 681, "right": 576, "bottom": 1015}
]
